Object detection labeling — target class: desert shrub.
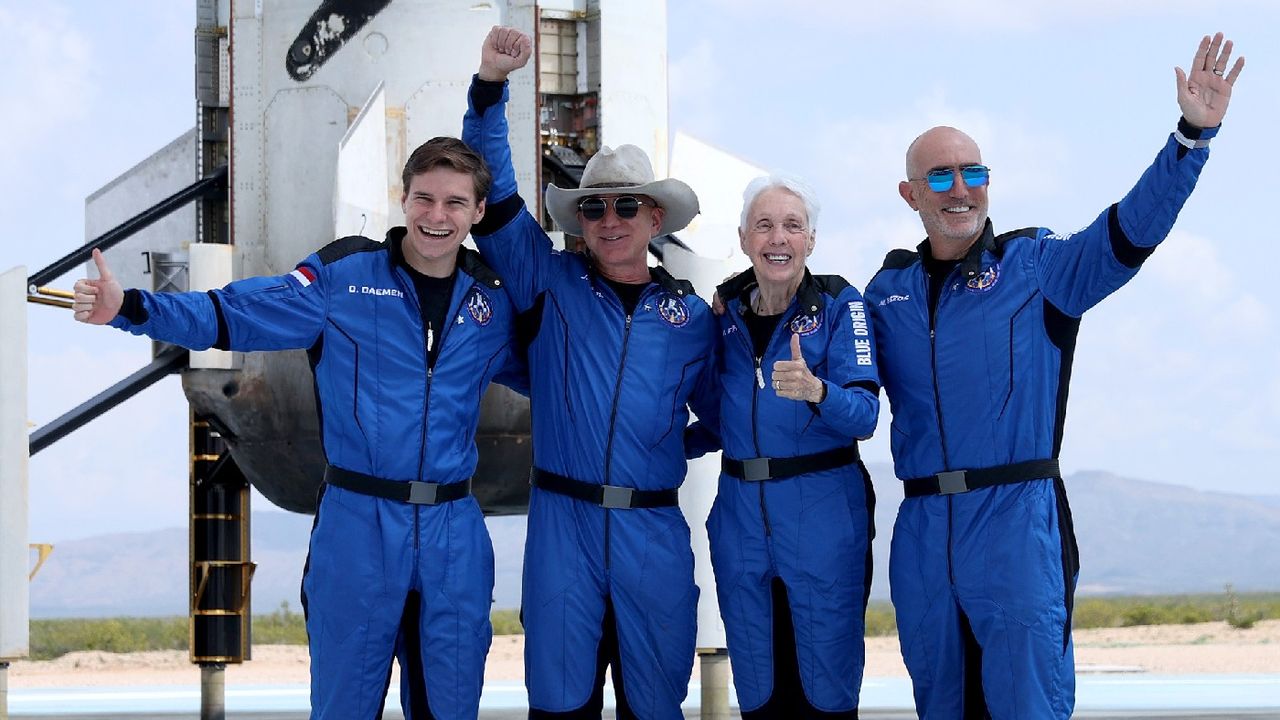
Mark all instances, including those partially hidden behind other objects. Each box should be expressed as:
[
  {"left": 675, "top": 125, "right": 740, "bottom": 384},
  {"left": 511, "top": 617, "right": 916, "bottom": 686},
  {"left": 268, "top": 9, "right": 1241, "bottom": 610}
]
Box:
[
  {"left": 492, "top": 609, "right": 523, "bottom": 635},
  {"left": 865, "top": 602, "right": 897, "bottom": 637},
  {"left": 29, "top": 617, "right": 187, "bottom": 660},
  {"left": 1119, "top": 602, "right": 1213, "bottom": 627},
  {"left": 1072, "top": 590, "right": 1280, "bottom": 630},
  {"left": 1222, "top": 584, "right": 1266, "bottom": 630},
  {"left": 24, "top": 590, "right": 1280, "bottom": 660},
  {"left": 253, "top": 601, "right": 308, "bottom": 644}
]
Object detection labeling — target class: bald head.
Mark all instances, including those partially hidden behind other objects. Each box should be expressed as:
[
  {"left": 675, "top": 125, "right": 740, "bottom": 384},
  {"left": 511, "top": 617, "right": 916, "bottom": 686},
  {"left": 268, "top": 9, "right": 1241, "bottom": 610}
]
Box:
[
  {"left": 899, "top": 126, "right": 990, "bottom": 260},
  {"left": 905, "top": 126, "right": 982, "bottom": 179}
]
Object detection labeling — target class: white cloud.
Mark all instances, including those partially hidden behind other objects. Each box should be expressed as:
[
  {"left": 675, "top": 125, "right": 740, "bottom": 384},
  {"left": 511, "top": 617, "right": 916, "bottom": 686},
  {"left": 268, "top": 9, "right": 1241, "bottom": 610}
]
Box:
[
  {"left": 1141, "top": 229, "right": 1272, "bottom": 340},
  {"left": 1146, "top": 229, "right": 1233, "bottom": 300},
  {"left": 698, "top": 0, "right": 1272, "bottom": 32},
  {"left": 802, "top": 88, "right": 1070, "bottom": 220},
  {"left": 0, "top": 5, "right": 95, "bottom": 176},
  {"left": 775, "top": 88, "right": 1072, "bottom": 289},
  {"left": 668, "top": 40, "right": 722, "bottom": 139},
  {"left": 1063, "top": 221, "right": 1277, "bottom": 488},
  {"left": 811, "top": 215, "right": 921, "bottom": 288}
]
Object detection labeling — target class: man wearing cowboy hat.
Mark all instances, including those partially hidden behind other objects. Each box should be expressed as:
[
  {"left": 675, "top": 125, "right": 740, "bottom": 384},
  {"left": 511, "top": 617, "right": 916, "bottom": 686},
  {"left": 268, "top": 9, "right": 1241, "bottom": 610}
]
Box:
[{"left": 461, "top": 26, "right": 719, "bottom": 719}]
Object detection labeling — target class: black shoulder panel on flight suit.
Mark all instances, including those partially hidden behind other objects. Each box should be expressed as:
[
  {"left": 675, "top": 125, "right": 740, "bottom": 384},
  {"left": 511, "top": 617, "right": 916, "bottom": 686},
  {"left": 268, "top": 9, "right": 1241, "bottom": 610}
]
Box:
[{"left": 316, "top": 235, "right": 384, "bottom": 265}]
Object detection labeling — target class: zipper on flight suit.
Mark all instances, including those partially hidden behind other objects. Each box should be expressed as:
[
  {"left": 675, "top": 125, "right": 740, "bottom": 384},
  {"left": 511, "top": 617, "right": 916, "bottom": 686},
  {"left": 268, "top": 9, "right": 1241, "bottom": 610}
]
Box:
[
  {"left": 927, "top": 268, "right": 957, "bottom": 585},
  {"left": 411, "top": 275, "right": 467, "bottom": 554},
  {"left": 602, "top": 312, "right": 636, "bottom": 570},
  {"left": 734, "top": 304, "right": 775, "bottom": 539},
  {"left": 751, "top": 353, "right": 772, "bottom": 537}
]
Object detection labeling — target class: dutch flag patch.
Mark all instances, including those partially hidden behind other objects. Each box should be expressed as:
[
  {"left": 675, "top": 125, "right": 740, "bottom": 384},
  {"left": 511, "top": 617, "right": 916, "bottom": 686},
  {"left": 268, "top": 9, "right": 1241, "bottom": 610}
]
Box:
[{"left": 290, "top": 266, "right": 316, "bottom": 287}]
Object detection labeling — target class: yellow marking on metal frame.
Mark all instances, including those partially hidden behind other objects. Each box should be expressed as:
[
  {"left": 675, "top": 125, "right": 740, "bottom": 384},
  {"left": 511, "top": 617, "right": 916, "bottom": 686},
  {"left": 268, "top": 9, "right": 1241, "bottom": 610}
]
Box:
[
  {"left": 26, "top": 295, "right": 72, "bottom": 309},
  {"left": 192, "top": 561, "right": 258, "bottom": 613},
  {"left": 28, "top": 543, "right": 54, "bottom": 580}
]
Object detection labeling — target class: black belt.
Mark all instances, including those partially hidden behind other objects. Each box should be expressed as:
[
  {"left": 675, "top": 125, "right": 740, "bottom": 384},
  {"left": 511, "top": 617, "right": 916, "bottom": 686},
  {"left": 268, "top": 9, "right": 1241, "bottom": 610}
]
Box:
[
  {"left": 530, "top": 467, "right": 678, "bottom": 509},
  {"left": 324, "top": 465, "right": 472, "bottom": 505},
  {"left": 722, "top": 445, "right": 860, "bottom": 482},
  {"left": 902, "top": 459, "right": 1061, "bottom": 498}
]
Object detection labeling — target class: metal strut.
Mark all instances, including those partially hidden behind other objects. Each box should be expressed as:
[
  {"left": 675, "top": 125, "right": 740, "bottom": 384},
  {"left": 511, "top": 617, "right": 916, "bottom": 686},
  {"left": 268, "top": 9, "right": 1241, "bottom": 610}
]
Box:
[
  {"left": 26, "top": 166, "right": 227, "bottom": 293},
  {"left": 27, "top": 347, "right": 188, "bottom": 456}
]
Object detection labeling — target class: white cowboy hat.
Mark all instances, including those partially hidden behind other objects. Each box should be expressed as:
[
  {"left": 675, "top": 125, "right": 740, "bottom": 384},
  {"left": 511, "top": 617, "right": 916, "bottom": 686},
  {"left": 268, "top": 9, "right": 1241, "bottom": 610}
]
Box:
[{"left": 545, "top": 144, "right": 700, "bottom": 237}]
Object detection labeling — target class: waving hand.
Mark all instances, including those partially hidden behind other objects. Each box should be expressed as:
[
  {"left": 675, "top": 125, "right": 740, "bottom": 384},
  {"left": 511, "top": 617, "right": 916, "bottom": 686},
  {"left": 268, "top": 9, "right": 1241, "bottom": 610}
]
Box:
[{"left": 1176, "top": 32, "right": 1244, "bottom": 129}]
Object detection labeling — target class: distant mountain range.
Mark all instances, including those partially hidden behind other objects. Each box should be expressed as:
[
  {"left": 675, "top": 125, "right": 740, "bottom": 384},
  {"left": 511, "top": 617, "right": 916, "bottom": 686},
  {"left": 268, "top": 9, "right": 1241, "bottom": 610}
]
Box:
[{"left": 28, "top": 468, "right": 1280, "bottom": 619}]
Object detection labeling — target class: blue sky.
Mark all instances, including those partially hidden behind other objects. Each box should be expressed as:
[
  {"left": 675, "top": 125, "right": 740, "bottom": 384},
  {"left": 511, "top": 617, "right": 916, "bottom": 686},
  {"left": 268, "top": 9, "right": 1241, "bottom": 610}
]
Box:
[{"left": 3, "top": 1, "right": 1277, "bottom": 543}]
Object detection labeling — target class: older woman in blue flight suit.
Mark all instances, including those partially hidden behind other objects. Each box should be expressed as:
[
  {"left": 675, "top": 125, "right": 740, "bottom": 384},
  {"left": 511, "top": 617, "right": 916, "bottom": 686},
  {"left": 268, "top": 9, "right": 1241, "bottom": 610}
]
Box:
[{"left": 701, "top": 175, "right": 881, "bottom": 717}]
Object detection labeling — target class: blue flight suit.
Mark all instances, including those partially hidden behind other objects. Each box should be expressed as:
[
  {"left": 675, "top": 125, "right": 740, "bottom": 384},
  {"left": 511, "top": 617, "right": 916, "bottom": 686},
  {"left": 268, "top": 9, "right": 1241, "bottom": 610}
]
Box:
[
  {"left": 706, "top": 270, "right": 880, "bottom": 715},
  {"left": 109, "top": 232, "right": 519, "bottom": 720},
  {"left": 863, "top": 120, "right": 1220, "bottom": 719},
  {"left": 462, "top": 77, "right": 720, "bottom": 718}
]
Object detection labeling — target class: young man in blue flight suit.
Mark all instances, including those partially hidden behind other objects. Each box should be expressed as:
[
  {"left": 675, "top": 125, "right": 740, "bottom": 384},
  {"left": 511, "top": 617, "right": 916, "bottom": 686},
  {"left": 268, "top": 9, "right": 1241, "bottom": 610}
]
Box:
[
  {"left": 462, "top": 26, "right": 719, "bottom": 719},
  {"left": 864, "top": 34, "right": 1244, "bottom": 718},
  {"left": 73, "top": 137, "right": 520, "bottom": 720}
]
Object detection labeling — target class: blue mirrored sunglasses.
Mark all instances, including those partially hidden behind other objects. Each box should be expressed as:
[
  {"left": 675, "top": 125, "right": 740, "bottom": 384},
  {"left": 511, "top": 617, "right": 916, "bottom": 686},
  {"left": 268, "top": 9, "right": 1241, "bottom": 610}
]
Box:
[{"left": 917, "top": 165, "right": 990, "bottom": 192}]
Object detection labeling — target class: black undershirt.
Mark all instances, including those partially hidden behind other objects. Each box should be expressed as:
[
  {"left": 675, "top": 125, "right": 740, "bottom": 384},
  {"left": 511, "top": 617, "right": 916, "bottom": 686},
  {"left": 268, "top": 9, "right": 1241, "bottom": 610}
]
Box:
[
  {"left": 402, "top": 262, "right": 457, "bottom": 369},
  {"left": 743, "top": 306, "right": 784, "bottom": 358},
  {"left": 601, "top": 277, "right": 649, "bottom": 316},
  {"left": 922, "top": 253, "right": 960, "bottom": 327}
]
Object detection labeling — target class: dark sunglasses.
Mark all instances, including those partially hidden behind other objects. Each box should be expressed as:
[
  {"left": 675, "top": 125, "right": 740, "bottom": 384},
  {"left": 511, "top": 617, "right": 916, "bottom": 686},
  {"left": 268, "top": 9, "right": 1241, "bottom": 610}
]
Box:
[
  {"left": 577, "top": 195, "right": 652, "bottom": 221},
  {"left": 913, "top": 165, "right": 991, "bottom": 192}
]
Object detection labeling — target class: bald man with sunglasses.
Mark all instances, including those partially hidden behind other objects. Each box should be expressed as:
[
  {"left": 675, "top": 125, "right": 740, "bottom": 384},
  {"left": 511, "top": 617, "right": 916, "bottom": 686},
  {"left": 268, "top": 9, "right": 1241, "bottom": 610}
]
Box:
[{"left": 864, "top": 33, "right": 1244, "bottom": 718}]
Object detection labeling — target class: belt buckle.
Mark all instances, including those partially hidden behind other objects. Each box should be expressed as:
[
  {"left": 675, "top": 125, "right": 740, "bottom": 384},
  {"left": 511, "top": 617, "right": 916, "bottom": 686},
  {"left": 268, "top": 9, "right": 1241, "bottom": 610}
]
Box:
[
  {"left": 407, "top": 481, "right": 439, "bottom": 505},
  {"left": 600, "top": 485, "right": 635, "bottom": 509},
  {"left": 741, "top": 457, "right": 771, "bottom": 482},
  {"left": 937, "top": 470, "right": 969, "bottom": 495}
]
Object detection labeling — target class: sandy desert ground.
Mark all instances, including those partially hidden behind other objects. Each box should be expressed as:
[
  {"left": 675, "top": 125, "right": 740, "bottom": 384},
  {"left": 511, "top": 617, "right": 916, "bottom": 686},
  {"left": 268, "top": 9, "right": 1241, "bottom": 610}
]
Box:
[{"left": 6, "top": 620, "right": 1279, "bottom": 689}]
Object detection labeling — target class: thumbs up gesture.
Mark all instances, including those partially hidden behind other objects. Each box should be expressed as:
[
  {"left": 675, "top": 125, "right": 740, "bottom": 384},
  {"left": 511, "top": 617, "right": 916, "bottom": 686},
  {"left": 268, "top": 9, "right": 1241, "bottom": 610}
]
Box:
[
  {"left": 771, "top": 333, "right": 826, "bottom": 404},
  {"left": 72, "top": 249, "right": 125, "bottom": 325}
]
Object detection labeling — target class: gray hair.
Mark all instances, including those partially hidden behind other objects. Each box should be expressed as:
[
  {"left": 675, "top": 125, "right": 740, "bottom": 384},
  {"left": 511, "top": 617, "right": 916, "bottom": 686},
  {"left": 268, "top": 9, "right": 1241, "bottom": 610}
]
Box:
[{"left": 739, "top": 173, "right": 820, "bottom": 233}]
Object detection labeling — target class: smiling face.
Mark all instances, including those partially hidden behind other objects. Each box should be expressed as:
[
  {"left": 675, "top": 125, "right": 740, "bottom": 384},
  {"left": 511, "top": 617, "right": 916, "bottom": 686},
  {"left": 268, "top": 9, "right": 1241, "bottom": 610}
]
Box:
[
  {"left": 899, "top": 126, "right": 989, "bottom": 260},
  {"left": 739, "top": 186, "right": 814, "bottom": 292},
  {"left": 578, "top": 193, "right": 664, "bottom": 283},
  {"left": 399, "top": 167, "right": 486, "bottom": 277}
]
